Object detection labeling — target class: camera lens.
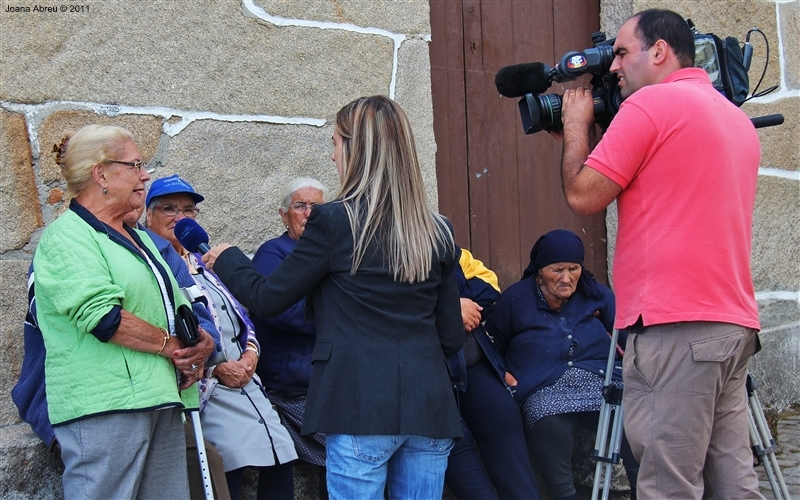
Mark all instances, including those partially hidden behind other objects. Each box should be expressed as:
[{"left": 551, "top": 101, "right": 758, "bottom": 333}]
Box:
[
  {"left": 537, "top": 93, "right": 562, "bottom": 129},
  {"left": 519, "top": 92, "right": 563, "bottom": 134}
]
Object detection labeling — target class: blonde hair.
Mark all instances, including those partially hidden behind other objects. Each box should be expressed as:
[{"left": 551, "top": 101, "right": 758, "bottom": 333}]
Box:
[
  {"left": 334, "top": 95, "right": 454, "bottom": 283},
  {"left": 279, "top": 177, "right": 328, "bottom": 212},
  {"left": 55, "top": 124, "right": 134, "bottom": 199}
]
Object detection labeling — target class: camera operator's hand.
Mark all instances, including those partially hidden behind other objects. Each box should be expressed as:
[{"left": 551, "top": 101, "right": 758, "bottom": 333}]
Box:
[
  {"left": 547, "top": 127, "right": 564, "bottom": 142},
  {"left": 561, "top": 87, "right": 595, "bottom": 134},
  {"left": 556, "top": 86, "right": 621, "bottom": 216}
]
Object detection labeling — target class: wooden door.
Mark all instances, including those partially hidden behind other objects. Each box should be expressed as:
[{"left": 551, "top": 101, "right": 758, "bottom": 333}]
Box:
[{"left": 430, "top": 0, "right": 607, "bottom": 288}]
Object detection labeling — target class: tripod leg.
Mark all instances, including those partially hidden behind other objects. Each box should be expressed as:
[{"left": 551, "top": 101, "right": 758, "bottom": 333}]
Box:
[
  {"left": 592, "top": 329, "right": 624, "bottom": 500},
  {"left": 604, "top": 407, "right": 625, "bottom": 498},
  {"left": 592, "top": 402, "right": 612, "bottom": 499},
  {"left": 749, "top": 405, "right": 781, "bottom": 499},
  {"left": 749, "top": 386, "right": 790, "bottom": 500}
]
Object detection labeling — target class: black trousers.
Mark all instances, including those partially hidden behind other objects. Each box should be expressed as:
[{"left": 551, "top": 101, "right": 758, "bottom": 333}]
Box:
[
  {"left": 525, "top": 411, "right": 639, "bottom": 499},
  {"left": 445, "top": 358, "right": 540, "bottom": 499}
]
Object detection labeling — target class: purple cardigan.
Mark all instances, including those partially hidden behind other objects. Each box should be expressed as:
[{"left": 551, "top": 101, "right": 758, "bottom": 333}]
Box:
[{"left": 189, "top": 252, "right": 266, "bottom": 411}]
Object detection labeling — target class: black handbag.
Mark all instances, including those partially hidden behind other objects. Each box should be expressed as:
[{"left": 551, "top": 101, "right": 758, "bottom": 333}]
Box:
[{"left": 175, "top": 304, "right": 200, "bottom": 347}]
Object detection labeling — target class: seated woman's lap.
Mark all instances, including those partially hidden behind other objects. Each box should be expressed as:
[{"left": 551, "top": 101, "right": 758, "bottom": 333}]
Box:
[
  {"left": 459, "top": 359, "right": 525, "bottom": 443},
  {"left": 449, "top": 358, "right": 540, "bottom": 499}
]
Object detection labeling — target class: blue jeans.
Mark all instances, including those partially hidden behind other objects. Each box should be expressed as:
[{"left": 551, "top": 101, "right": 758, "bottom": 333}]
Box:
[{"left": 326, "top": 434, "right": 453, "bottom": 500}]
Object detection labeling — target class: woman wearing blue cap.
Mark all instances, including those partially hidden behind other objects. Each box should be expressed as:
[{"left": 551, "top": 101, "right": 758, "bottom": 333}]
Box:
[
  {"left": 146, "top": 174, "right": 298, "bottom": 500},
  {"left": 486, "top": 229, "right": 639, "bottom": 500}
]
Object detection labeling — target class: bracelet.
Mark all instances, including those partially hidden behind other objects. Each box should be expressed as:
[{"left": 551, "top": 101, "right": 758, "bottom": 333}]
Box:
[
  {"left": 156, "top": 328, "right": 170, "bottom": 355},
  {"left": 245, "top": 341, "right": 259, "bottom": 358}
]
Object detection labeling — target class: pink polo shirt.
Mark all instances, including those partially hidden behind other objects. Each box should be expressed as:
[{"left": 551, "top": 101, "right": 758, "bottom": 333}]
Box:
[{"left": 586, "top": 68, "right": 761, "bottom": 330}]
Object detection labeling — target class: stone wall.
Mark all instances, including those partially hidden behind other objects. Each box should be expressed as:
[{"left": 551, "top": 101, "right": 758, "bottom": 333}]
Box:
[{"left": 600, "top": 0, "right": 800, "bottom": 409}]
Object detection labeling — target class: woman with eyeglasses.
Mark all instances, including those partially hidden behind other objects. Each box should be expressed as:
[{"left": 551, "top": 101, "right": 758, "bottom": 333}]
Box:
[
  {"left": 250, "top": 178, "right": 329, "bottom": 491},
  {"left": 33, "top": 125, "right": 215, "bottom": 499},
  {"left": 203, "top": 96, "right": 464, "bottom": 499},
  {"left": 146, "top": 175, "right": 298, "bottom": 500}
]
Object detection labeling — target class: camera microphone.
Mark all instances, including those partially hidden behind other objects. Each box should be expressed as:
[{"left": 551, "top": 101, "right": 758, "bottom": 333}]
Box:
[
  {"left": 495, "top": 62, "right": 552, "bottom": 97},
  {"left": 174, "top": 218, "right": 211, "bottom": 255}
]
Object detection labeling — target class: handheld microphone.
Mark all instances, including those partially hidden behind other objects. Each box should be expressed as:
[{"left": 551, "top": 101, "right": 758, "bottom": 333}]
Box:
[
  {"left": 495, "top": 62, "right": 552, "bottom": 97},
  {"left": 174, "top": 218, "right": 211, "bottom": 255}
]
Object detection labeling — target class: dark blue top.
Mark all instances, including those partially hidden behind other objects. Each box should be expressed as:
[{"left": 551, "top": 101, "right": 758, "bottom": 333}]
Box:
[
  {"left": 485, "top": 276, "right": 624, "bottom": 405},
  {"left": 11, "top": 230, "right": 221, "bottom": 449},
  {"left": 448, "top": 247, "right": 507, "bottom": 392},
  {"left": 251, "top": 232, "right": 317, "bottom": 391}
]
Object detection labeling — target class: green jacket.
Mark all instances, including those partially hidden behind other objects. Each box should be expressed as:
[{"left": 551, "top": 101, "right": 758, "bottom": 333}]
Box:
[{"left": 33, "top": 204, "right": 197, "bottom": 425}]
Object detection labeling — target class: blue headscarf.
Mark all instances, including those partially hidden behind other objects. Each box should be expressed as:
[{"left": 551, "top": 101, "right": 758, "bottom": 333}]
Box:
[{"left": 521, "top": 229, "right": 603, "bottom": 299}]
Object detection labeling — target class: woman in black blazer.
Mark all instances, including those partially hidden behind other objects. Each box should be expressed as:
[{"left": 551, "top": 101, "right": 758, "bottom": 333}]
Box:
[{"left": 204, "top": 96, "right": 464, "bottom": 499}]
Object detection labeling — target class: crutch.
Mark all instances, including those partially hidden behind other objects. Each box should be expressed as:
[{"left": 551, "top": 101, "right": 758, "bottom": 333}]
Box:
[
  {"left": 188, "top": 410, "right": 215, "bottom": 500},
  {"left": 747, "top": 374, "right": 790, "bottom": 500},
  {"left": 591, "top": 328, "right": 625, "bottom": 500},
  {"left": 175, "top": 302, "right": 215, "bottom": 500}
]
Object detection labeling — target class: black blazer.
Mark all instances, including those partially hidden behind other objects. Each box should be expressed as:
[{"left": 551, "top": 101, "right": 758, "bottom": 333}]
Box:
[{"left": 214, "top": 201, "right": 464, "bottom": 439}]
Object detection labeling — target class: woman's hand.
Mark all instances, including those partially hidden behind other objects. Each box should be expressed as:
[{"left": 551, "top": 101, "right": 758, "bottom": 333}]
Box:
[
  {"left": 212, "top": 350, "right": 257, "bottom": 389},
  {"left": 172, "top": 327, "right": 215, "bottom": 388},
  {"left": 504, "top": 371, "right": 518, "bottom": 387},
  {"left": 460, "top": 298, "right": 483, "bottom": 332},
  {"left": 201, "top": 243, "right": 233, "bottom": 271}
]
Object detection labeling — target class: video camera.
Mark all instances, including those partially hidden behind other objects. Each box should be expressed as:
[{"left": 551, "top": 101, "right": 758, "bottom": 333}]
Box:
[{"left": 495, "top": 20, "right": 773, "bottom": 134}]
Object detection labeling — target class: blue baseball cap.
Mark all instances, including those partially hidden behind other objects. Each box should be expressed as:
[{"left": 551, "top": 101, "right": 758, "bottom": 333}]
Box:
[{"left": 146, "top": 174, "right": 205, "bottom": 207}]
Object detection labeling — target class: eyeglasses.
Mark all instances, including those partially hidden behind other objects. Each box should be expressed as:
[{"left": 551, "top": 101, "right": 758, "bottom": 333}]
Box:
[
  {"left": 290, "top": 202, "right": 319, "bottom": 213},
  {"left": 108, "top": 160, "right": 147, "bottom": 172},
  {"left": 156, "top": 204, "right": 200, "bottom": 219}
]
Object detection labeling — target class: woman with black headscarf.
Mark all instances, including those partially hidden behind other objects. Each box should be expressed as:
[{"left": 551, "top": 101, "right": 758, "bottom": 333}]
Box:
[{"left": 486, "top": 229, "right": 638, "bottom": 500}]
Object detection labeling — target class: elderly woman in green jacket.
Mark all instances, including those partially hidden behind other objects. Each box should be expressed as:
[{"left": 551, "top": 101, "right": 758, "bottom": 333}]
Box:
[{"left": 33, "top": 124, "right": 215, "bottom": 499}]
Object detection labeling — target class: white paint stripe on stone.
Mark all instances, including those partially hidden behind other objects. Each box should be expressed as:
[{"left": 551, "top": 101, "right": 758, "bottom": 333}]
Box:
[
  {"left": 756, "top": 290, "right": 800, "bottom": 302},
  {"left": 240, "top": 0, "right": 410, "bottom": 99},
  {"left": 747, "top": 89, "right": 800, "bottom": 104},
  {"left": 774, "top": 0, "right": 786, "bottom": 91},
  {"left": 161, "top": 112, "right": 326, "bottom": 137},
  {"left": 0, "top": 100, "right": 326, "bottom": 158},
  {"left": 759, "top": 168, "right": 800, "bottom": 180},
  {"left": 759, "top": 321, "right": 800, "bottom": 335}
]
